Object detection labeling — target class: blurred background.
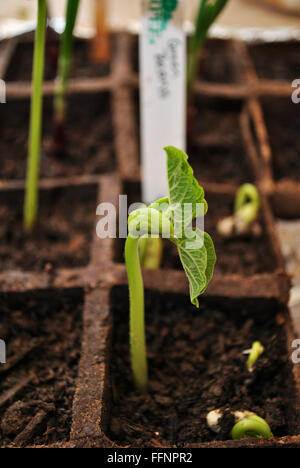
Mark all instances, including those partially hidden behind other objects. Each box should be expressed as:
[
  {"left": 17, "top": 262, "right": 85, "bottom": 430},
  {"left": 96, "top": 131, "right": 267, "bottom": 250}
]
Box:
[
  {"left": 0, "top": 0, "right": 299, "bottom": 328},
  {"left": 1, "top": 0, "right": 300, "bottom": 40}
]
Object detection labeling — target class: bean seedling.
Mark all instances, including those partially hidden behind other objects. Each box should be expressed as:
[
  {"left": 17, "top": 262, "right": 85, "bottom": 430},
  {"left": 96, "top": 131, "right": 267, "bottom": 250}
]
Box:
[
  {"left": 231, "top": 413, "right": 273, "bottom": 440},
  {"left": 217, "top": 183, "right": 261, "bottom": 238},
  {"left": 125, "top": 146, "right": 216, "bottom": 393},
  {"left": 207, "top": 410, "right": 273, "bottom": 440},
  {"left": 243, "top": 341, "right": 264, "bottom": 372}
]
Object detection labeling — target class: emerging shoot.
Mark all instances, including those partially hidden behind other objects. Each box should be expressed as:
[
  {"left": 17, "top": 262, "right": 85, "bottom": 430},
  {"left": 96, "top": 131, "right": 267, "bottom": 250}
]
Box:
[
  {"left": 24, "top": 0, "right": 47, "bottom": 232},
  {"left": 188, "top": 0, "right": 229, "bottom": 94},
  {"left": 54, "top": 0, "right": 80, "bottom": 152},
  {"left": 125, "top": 146, "right": 216, "bottom": 393},
  {"left": 244, "top": 341, "right": 264, "bottom": 372},
  {"left": 217, "top": 183, "right": 261, "bottom": 238},
  {"left": 207, "top": 409, "right": 273, "bottom": 440},
  {"left": 231, "top": 413, "right": 273, "bottom": 440}
]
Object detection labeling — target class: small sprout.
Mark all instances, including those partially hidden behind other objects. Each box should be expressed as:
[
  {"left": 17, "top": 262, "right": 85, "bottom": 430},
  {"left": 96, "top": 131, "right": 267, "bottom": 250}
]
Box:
[
  {"left": 217, "top": 184, "right": 261, "bottom": 238},
  {"left": 125, "top": 147, "right": 216, "bottom": 392},
  {"left": 206, "top": 409, "right": 222, "bottom": 433},
  {"left": 207, "top": 410, "right": 273, "bottom": 440},
  {"left": 244, "top": 341, "right": 264, "bottom": 372},
  {"left": 231, "top": 413, "right": 273, "bottom": 440}
]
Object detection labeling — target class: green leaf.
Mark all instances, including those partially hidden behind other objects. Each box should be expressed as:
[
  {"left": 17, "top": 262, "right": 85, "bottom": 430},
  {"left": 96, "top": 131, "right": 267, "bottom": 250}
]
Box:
[
  {"left": 165, "top": 146, "right": 206, "bottom": 208},
  {"left": 175, "top": 229, "right": 213, "bottom": 307},
  {"left": 204, "top": 232, "right": 216, "bottom": 285},
  {"left": 164, "top": 146, "right": 208, "bottom": 235}
]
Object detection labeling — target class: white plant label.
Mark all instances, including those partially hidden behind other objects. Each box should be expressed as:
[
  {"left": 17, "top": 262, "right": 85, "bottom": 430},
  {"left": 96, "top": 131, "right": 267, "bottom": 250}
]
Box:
[{"left": 140, "top": 0, "right": 186, "bottom": 203}]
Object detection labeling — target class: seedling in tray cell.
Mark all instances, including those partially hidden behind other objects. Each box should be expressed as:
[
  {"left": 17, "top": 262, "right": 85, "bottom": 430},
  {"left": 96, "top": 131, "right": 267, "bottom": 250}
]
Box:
[
  {"left": 217, "top": 183, "right": 261, "bottom": 238},
  {"left": 207, "top": 409, "right": 273, "bottom": 440},
  {"left": 125, "top": 146, "right": 216, "bottom": 393}
]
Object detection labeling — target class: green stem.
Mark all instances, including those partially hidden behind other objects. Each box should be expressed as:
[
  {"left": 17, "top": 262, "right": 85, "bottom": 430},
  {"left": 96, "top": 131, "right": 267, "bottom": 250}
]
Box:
[
  {"left": 24, "top": 0, "right": 47, "bottom": 232},
  {"left": 54, "top": 0, "right": 80, "bottom": 125},
  {"left": 139, "top": 237, "right": 163, "bottom": 270},
  {"left": 125, "top": 235, "right": 148, "bottom": 393},
  {"left": 235, "top": 184, "right": 260, "bottom": 226},
  {"left": 247, "top": 341, "right": 264, "bottom": 370},
  {"left": 232, "top": 415, "right": 273, "bottom": 440}
]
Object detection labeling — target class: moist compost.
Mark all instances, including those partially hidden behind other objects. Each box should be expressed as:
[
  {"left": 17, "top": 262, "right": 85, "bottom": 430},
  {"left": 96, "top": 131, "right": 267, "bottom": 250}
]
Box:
[
  {"left": 261, "top": 98, "right": 300, "bottom": 183},
  {"left": 197, "top": 39, "right": 241, "bottom": 83},
  {"left": 249, "top": 43, "right": 300, "bottom": 82},
  {"left": 0, "top": 185, "right": 97, "bottom": 271},
  {"left": 114, "top": 183, "right": 277, "bottom": 275},
  {"left": 108, "top": 288, "right": 296, "bottom": 447},
  {"left": 188, "top": 96, "right": 253, "bottom": 186},
  {"left": 4, "top": 39, "right": 110, "bottom": 83},
  {"left": 0, "top": 289, "right": 83, "bottom": 447},
  {"left": 0, "top": 93, "right": 115, "bottom": 180}
]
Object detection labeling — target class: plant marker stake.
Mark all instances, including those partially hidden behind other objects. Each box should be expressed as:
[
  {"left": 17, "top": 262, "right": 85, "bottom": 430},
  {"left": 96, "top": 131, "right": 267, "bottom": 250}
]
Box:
[
  {"left": 91, "top": 0, "right": 111, "bottom": 63},
  {"left": 140, "top": 0, "right": 186, "bottom": 204}
]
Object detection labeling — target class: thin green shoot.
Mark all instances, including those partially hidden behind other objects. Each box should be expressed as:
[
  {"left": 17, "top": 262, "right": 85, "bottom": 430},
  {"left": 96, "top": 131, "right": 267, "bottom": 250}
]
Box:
[
  {"left": 188, "top": 0, "right": 229, "bottom": 94},
  {"left": 24, "top": 0, "right": 47, "bottom": 232},
  {"left": 244, "top": 341, "right": 264, "bottom": 372},
  {"left": 217, "top": 183, "right": 260, "bottom": 238},
  {"left": 54, "top": 0, "right": 80, "bottom": 128}
]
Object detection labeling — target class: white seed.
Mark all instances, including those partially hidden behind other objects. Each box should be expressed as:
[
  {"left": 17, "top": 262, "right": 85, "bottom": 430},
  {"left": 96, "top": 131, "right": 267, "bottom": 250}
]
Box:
[{"left": 206, "top": 409, "right": 223, "bottom": 433}]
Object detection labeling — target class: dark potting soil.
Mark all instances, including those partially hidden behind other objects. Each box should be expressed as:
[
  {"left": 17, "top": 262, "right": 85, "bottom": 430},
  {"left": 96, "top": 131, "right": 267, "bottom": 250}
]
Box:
[
  {"left": 261, "top": 97, "right": 300, "bottom": 183},
  {"left": 249, "top": 42, "right": 300, "bottom": 82},
  {"left": 134, "top": 92, "right": 252, "bottom": 186},
  {"left": 0, "top": 289, "right": 83, "bottom": 447},
  {"left": 4, "top": 39, "right": 110, "bottom": 83},
  {"left": 0, "top": 185, "right": 97, "bottom": 272},
  {"left": 114, "top": 183, "right": 276, "bottom": 276},
  {"left": 197, "top": 39, "right": 242, "bottom": 84},
  {"left": 188, "top": 96, "right": 253, "bottom": 186},
  {"left": 108, "top": 288, "right": 296, "bottom": 447},
  {"left": 0, "top": 93, "right": 115, "bottom": 180},
  {"left": 188, "top": 98, "right": 254, "bottom": 185}
]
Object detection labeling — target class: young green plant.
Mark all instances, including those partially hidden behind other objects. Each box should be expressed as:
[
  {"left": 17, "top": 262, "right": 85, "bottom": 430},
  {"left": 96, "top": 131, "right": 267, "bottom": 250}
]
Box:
[
  {"left": 188, "top": 0, "right": 229, "bottom": 94},
  {"left": 54, "top": 0, "right": 80, "bottom": 152},
  {"left": 244, "top": 341, "right": 264, "bottom": 372},
  {"left": 125, "top": 146, "right": 216, "bottom": 393},
  {"left": 231, "top": 413, "right": 273, "bottom": 440},
  {"left": 207, "top": 410, "right": 273, "bottom": 439},
  {"left": 217, "top": 183, "right": 261, "bottom": 238},
  {"left": 24, "top": 0, "right": 47, "bottom": 232}
]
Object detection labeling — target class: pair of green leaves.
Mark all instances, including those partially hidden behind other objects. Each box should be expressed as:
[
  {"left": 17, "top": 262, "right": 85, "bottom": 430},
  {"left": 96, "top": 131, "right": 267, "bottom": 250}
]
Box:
[{"left": 128, "top": 146, "right": 216, "bottom": 307}]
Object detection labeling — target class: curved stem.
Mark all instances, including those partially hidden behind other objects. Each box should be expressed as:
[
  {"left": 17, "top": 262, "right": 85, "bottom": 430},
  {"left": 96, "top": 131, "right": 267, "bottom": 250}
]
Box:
[
  {"left": 125, "top": 235, "right": 148, "bottom": 393},
  {"left": 235, "top": 184, "right": 260, "bottom": 225},
  {"left": 247, "top": 341, "right": 264, "bottom": 370},
  {"left": 232, "top": 415, "right": 273, "bottom": 440},
  {"left": 24, "top": 0, "right": 47, "bottom": 232}
]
